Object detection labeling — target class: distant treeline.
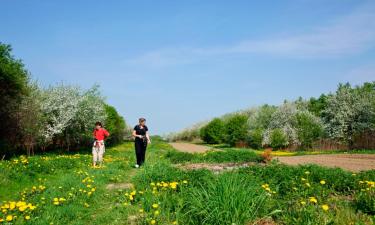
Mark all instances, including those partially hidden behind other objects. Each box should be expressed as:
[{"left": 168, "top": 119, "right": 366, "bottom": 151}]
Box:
[
  {"left": 167, "top": 82, "right": 375, "bottom": 150},
  {"left": 0, "top": 43, "right": 130, "bottom": 158}
]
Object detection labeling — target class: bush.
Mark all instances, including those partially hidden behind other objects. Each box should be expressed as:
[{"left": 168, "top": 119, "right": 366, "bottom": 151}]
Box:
[
  {"left": 200, "top": 118, "right": 225, "bottom": 144},
  {"left": 104, "top": 104, "right": 126, "bottom": 146},
  {"left": 294, "top": 111, "right": 324, "bottom": 149},
  {"left": 248, "top": 128, "right": 264, "bottom": 149},
  {"left": 270, "top": 129, "right": 288, "bottom": 149},
  {"left": 224, "top": 114, "right": 248, "bottom": 146}
]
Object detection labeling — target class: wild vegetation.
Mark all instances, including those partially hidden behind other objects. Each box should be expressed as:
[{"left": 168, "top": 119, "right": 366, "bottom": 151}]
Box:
[
  {"left": 1, "top": 138, "right": 373, "bottom": 224},
  {"left": 168, "top": 82, "right": 375, "bottom": 151},
  {"left": 0, "top": 42, "right": 128, "bottom": 158}
]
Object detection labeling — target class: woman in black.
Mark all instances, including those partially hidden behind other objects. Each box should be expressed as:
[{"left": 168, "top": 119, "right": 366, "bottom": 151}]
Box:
[{"left": 132, "top": 118, "right": 151, "bottom": 168}]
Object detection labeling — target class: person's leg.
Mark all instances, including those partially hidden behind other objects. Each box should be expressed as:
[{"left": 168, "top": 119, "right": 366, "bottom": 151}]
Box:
[
  {"left": 140, "top": 143, "right": 147, "bottom": 165},
  {"left": 98, "top": 143, "right": 104, "bottom": 167},
  {"left": 135, "top": 140, "right": 142, "bottom": 167},
  {"left": 92, "top": 146, "right": 98, "bottom": 167}
]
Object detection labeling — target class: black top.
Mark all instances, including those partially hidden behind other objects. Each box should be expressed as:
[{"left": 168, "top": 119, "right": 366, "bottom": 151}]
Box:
[{"left": 134, "top": 125, "right": 148, "bottom": 137}]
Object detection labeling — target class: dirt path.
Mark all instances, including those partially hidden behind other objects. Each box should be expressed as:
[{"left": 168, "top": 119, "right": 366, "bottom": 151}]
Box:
[
  {"left": 169, "top": 142, "right": 212, "bottom": 153},
  {"left": 275, "top": 154, "right": 375, "bottom": 172},
  {"left": 170, "top": 142, "right": 375, "bottom": 172}
]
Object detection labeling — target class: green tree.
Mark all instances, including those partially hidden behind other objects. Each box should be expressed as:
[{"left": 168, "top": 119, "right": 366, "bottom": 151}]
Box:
[
  {"left": 200, "top": 118, "right": 225, "bottom": 144},
  {"left": 308, "top": 94, "right": 328, "bottom": 117},
  {"left": 270, "top": 128, "right": 288, "bottom": 149},
  {"left": 294, "top": 111, "right": 324, "bottom": 149},
  {"left": 224, "top": 114, "right": 248, "bottom": 146},
  {"left": 104, "top": 104, "right": 126, "bottom": 145},
  {"left": 0, "top": 43, "right": 30, "bottom": 153}
]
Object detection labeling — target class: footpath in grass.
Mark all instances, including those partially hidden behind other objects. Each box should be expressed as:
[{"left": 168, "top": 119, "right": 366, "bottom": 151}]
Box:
[{"left": 0, "top": 139, "right": 374, "bottom": 225}]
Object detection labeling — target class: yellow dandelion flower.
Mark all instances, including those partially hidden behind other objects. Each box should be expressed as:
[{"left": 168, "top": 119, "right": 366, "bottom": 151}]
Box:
[
  {"left": 150, "top": 219, "right": 156, "bottom": 225},
  {"left": 25, "top": 215, "right": 31, "bottom": 220},
  {"left": 154, "top": 210, "right": 160, "bottom": 215},
  {"left": 300, "top": 201, "right": 306, "bottom": 205},
  {"left": 321, "top": 204, "right": 329, "bottom": 211},
  {"left": 152, "top": 203, "right": 159, "bottom": 209},
  {"left": 320, "top": 180, "right": 326, "bottom": 185},
  {"left": 6, "top": 215, "right": 13, "bottom": 222},
  {"left": 309, "top": 197, "right": 318, "bottom": 204}
]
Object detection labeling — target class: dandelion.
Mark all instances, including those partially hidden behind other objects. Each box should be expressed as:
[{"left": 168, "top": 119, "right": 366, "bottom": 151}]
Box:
[
  {"left": 150, "top": 219, "right": 156, "bottom": 224},
  {"left": 6, "top": 215, "right": 13, "bottom": 222},
  {"left": 309, "top": 197, "right": 318, "bottom": 204},
  {"left": 139, "top": 209, "right": 144, "bottom": 213},
  {"left": 300, "top": 201, "right": 306, "bottom": 205},
  {"left": 25, "top": 215, "right": 31, "bottom": 220},
  {"left": 154, "top": 210, "right": 160, "bottom": 215},
  {"left": 320, "top": 180, "right": 326, "bottom": 185},
  {"left": 152, "top": 203, "right": 159, "bottom": 209},
  {"left": 321, "top": 204, "right": 329, "bottom": 211}
]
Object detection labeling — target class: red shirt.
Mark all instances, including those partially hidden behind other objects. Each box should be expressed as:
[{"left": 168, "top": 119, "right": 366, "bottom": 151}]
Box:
[{"left": 93, "top": 128, "right": 110, "bottom": 141}]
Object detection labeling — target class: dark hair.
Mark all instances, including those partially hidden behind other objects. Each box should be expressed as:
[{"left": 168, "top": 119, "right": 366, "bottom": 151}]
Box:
[
  {"left": 139, "top": 118, "right": 146, "bottom": 123},
  {"left": 95, "top": 121, "right": 102, "bottom": 127}
]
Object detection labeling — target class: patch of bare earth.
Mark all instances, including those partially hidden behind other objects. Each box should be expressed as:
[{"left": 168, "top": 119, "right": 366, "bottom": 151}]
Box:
[
  {"left": 169, "top": 142, "right": 212, "bottom": 153},
  {"left": 175, "top": 162, "right": 262, "bottom": 173},
  {"left": 275, "top": 154, "right": 375, "bottom": 172},
  {"left": 106, "top": 182, "right": 134, "bottom": 190}
]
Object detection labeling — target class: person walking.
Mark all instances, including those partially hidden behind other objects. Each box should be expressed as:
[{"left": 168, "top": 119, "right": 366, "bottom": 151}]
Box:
[
  {"left": 132, "top": 118, "right": 151, "bottom": 168},
  {"left": 92, "top": 121, "right": 110, "bottom": 168}
]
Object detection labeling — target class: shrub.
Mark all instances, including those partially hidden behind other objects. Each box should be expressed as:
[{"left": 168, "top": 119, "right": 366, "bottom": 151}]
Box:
[
  {"left": 294, "top": 111, "right": 324, "bottom": 149},
  {"left": 200, "top": 118, "right": 225, "bottom": 144},
  {"left": 270, "top": 129, "right": 288, "bottom": 149},
  {"left": 224, "top": 114, "right": 248, "bottom": 146},
  {"left": 248, "top": 128, "right": 264, "bottom": 149}
]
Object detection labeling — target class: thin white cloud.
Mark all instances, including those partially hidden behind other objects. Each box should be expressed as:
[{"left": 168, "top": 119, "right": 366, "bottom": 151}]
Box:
[{"left": 125, "top": 2, "right": 375, "bottom": 67}]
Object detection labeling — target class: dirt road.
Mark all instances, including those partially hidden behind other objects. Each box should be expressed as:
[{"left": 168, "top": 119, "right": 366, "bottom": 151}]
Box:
[
  {"left": 169, "top": 142, "right": 212, "bottom": 153},
  {"left": 169, "top": 142, "right": 375, "bottom": 172},
  {"left": 275, "top": 154, "right": 375, "bottom": 172}
]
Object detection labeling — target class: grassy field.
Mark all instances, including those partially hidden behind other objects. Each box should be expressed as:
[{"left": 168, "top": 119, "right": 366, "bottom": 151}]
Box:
[{"left": 0, "top": 139, "right": 374, "bottom": 225}]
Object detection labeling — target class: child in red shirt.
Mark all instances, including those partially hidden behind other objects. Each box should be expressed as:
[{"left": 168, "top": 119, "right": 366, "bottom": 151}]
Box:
[{"left": 92, "top": 121, "right": 110, "bottom": 167}]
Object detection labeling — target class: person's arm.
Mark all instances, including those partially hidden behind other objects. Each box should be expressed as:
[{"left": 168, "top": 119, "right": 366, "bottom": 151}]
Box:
[
  {"left": 104, "top": 129, "right": 110, "bottom": 139},
  {"left": 145, "top": 126, "right": 151, "bottom": 144},
  {"left": 146, "top": 131, "right": 151, "bottom": 144}
]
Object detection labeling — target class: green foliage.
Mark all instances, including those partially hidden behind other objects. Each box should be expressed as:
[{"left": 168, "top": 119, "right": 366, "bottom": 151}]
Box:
[
  {"left": 224, "top": 114, "right": 248, "bottom": 146},
  {"left": 165, "top": 149, "right": 262, "bottom": 164},
  {"left": 104, "top": 104, "right": 126, "bottom": 146},
  {"left": 0, "top": 43, "right": 30, "bottom": 153},
  {"left": 200, "top": 118, "right": 225, "bottom": 144},
  {"left": 308, "top": 94, "right": 328, "bottom": 117},
  {"left": 248, "top": 128, "right": 264, "bottom": 149},
  {"left": 180, "top": 173, "right": 271, "bottom": 225},
  {"left": 294, "top": 111, "right": 324, "bottom": 149},
  {"left": 270, "top": 128, "right": 288, "bottom": 149}
]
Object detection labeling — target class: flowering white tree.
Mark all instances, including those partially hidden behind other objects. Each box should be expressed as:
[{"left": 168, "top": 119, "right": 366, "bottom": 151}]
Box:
[
  {"left": 263, "top": 102, "right": 300, "bottom": 147},
  {"left": 39, "top": 83, "right": 106, "bottom": 150},
  {"left": 323, "top": 83, "right": 375, "bottom": 146},
  {"left": 262, "top": 102, "right": 324, "bottom": 148}
]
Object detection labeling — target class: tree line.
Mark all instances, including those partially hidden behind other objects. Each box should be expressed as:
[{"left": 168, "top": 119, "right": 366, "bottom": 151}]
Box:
[
  {"left": 167, "top": 82, "right": 375, "bottom": 150},
  {"left": 0, "top": 43, "right": 128, "bottom": 158}
]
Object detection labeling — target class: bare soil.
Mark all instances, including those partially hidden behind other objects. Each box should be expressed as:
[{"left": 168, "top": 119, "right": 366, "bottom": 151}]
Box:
[
  {"left": 275, "top": 154, "right": 375, "bottom": 172},
  {"left": 170, "top": 142, "right": 375, "bottom": 172},
  {"left": 169, "top": 142, "right": 212, "bottom": 153}
]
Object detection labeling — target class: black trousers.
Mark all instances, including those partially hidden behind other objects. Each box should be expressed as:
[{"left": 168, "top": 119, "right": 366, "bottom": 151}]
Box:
[{"left": 135, "top": 139, "right": 147, "bottom": 166}]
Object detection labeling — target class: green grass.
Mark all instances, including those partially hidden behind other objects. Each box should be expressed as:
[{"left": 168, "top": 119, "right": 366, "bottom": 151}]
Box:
[{"left": 0, "top": 139, "right": 374, "bottom": 224}]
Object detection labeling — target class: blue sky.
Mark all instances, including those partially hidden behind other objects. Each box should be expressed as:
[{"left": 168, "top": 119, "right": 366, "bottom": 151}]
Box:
[{"left": 1, "top": 0, "right": 375, "bottom": 134}]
